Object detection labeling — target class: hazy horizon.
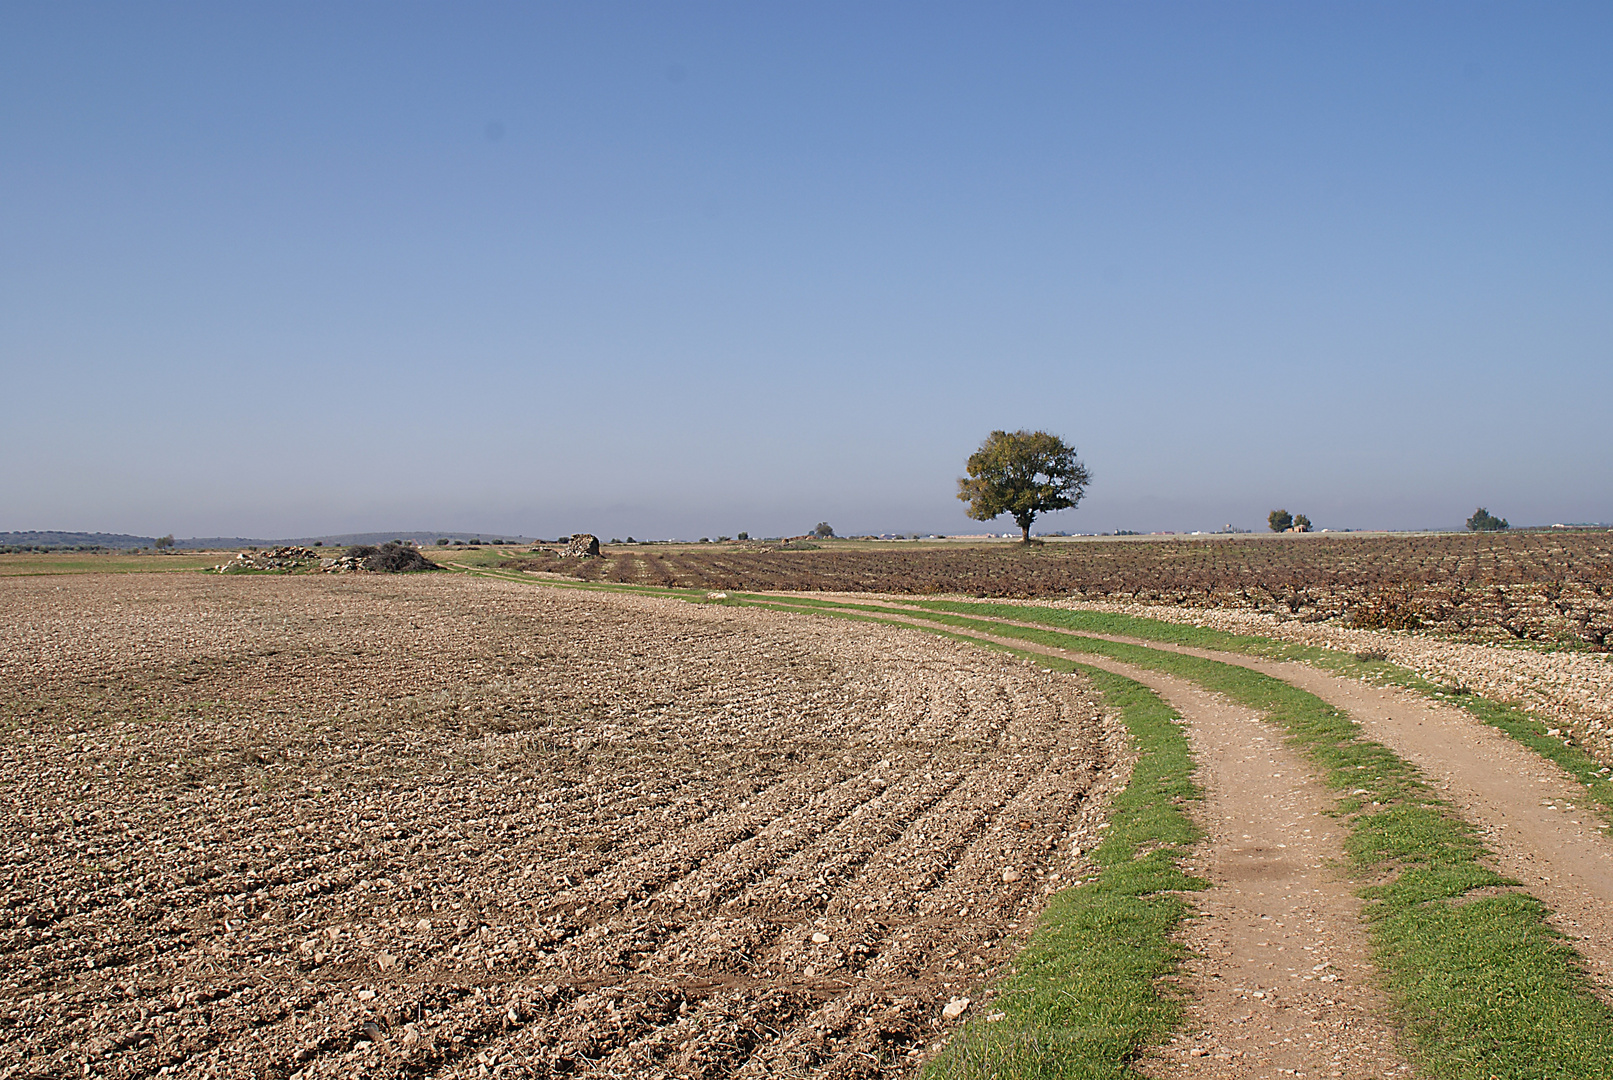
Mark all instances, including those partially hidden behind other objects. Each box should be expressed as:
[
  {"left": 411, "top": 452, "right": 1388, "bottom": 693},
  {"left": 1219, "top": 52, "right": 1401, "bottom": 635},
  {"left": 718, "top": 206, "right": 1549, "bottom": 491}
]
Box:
[{"left": 5, "top": 4, "right": 1610, "bottom": 540}]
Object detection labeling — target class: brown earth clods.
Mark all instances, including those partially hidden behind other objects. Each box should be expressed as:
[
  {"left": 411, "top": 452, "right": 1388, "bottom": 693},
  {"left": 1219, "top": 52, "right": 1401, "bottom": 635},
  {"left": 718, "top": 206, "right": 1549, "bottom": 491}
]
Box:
[
  {"left": 509, "top": 532, "right": 1613, "bottom": 650},
  {"left": 0, "top": 574, "right": 1118, "bottom": 1079}
]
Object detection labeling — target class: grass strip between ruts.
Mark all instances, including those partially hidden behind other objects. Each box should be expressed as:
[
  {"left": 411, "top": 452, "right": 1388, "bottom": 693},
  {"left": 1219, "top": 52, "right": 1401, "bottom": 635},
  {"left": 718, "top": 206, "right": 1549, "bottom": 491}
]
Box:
[
  {"left": 735, "top": 595, "right": 1613, "bottom": 1079},
  {"left": 452, "top": 568, "right": 1613, "bottom": 1076}
]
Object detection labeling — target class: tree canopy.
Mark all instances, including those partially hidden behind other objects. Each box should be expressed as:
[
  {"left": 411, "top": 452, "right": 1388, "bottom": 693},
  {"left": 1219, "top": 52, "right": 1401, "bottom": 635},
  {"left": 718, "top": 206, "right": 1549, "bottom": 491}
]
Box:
[
  {"left": 1467, "top": 507, "right": 1509, "bottom": 532},
  {"left": 957, "top": 430, "right": 1091, "bottom": 542},
  {"left": 1268, "top": 510, "right": 1311, "bottom": 533}
]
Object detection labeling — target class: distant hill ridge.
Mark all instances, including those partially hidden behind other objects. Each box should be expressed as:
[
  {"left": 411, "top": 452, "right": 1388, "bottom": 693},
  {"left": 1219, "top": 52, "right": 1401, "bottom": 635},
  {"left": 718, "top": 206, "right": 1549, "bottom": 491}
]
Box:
[
  {"left": 2, "top": 530, "right": 533, "bottom": 550},
  {"left": 1, "top": 531, "right": 155, "bottom": 549}
]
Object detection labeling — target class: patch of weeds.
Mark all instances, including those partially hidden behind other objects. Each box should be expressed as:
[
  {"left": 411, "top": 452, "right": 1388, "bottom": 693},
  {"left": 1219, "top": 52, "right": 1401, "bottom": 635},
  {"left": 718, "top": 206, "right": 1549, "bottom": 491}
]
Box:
[{"left": 450, "top": 563, "right": 706, "bottom": 600}]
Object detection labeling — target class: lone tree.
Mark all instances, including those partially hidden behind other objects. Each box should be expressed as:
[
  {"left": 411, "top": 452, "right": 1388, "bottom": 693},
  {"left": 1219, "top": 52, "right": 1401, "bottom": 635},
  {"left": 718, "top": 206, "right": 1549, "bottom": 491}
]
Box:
[
  {"left": 957, "top": 430, "right": 1091, "bottom": 543},
  {"left": 1267, "top": 509, "right": 1292, "bottom": 533},
  {"left": 813, "top": 522, "right": 835, "bottom": 538},
  {"left": 1467, "top": 507, "right": 1509, "bottom": 532}
]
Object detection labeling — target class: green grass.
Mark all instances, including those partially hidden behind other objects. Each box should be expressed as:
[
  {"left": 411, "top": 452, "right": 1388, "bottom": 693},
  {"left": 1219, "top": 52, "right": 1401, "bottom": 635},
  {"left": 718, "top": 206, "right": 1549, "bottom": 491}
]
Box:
[
  {"left": 443, "top": 561, "right": 709, "bottom": 599},
  {"left": 434, "top": 547, "right": 533, "bottom": 569},
  {"left": 0, "top": 551, "right": 224, "bottom": 575},
  {"left": 924, "top": 666, "right": 1205, "bottom": 1079}
]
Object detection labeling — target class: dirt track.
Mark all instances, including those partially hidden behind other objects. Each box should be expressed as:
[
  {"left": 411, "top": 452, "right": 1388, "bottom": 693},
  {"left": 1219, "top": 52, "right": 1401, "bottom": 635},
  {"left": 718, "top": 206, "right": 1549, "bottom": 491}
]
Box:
[
  {"left": 1074, "top": 631, "right": 1613, "bottom": 997},
  {"left": 782, "top": 606, "right": 1413, "bottom": 1078},
  {"left": 1110, "top": 673, "right": 1408, "bottom": 1080},
  {"left": 1056, "top": 598, "right": 1613, "bottom": 769},
  {"left": 0, "top": 574, "right": 1119, "bottom": 1079},
  {"left": 832, "top": 598, "right": 1613, "bottom": 1000}
]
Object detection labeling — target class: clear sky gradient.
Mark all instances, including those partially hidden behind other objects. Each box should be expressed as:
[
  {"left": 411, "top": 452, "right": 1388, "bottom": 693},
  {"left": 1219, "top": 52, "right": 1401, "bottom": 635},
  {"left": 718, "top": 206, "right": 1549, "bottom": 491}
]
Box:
[{"left": 4, "top": 3, "right": 1609, "bottom": 539}]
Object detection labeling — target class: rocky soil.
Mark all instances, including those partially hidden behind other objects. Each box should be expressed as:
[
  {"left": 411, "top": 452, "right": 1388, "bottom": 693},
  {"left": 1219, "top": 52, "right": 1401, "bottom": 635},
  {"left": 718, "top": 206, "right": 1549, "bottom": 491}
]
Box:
[{"left": 0, "top": 574, "right": 1119, "bottom": 1079}]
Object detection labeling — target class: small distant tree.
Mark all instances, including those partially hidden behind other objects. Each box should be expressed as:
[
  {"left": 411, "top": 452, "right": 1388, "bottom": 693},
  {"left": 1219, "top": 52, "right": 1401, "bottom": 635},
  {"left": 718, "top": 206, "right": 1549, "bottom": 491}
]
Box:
[
  {"left": 154, "top": 535, "right": 175, "bottom": 549},
  {"left": 957, "top": 430, "right": 1090, "bottom": 543},
  {"left": 436, "top": 537, "right": 450, "bottom": 546},
  {"left": 1467, "top": 507, "right": 1510, "bottom": 532},
  {"left": 737, "top": 531, "right": 749, "bottom": 541},
  {"left": 1267, "top": 510, "right": 1293, "bottom": 533},
  {"left": 1292, "top": 514, "right": 1312, "bottom": 532},
  {"left": 814, "top": 522, "right": 835, "bottom": 538}
]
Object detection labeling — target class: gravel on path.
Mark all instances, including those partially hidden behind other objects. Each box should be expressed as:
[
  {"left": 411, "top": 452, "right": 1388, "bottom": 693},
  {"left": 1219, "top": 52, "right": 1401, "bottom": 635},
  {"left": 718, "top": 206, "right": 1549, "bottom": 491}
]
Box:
[{"left": 1094, "top": 668, "right": 1409, "bottom": 1080}]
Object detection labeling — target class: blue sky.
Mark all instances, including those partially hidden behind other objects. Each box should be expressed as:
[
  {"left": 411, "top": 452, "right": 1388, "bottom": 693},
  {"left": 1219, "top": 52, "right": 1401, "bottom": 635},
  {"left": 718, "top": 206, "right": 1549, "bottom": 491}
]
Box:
[{"left": 3, "top": 3, "right": 1609, "bottom": 539}]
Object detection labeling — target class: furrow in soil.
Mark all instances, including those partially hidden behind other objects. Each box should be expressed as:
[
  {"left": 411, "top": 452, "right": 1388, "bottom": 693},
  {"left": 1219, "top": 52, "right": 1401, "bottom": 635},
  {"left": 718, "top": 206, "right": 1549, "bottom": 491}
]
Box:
[{"left": 0, "top": 574, "right": 1121, "bottom": 1079}]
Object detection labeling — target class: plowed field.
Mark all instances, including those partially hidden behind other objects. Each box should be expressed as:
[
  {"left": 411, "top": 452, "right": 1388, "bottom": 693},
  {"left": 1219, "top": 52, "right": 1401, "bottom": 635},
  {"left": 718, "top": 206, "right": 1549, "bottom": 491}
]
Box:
[
  {"left": 0, "top": 574, "right": 1117, "bottom": 1079},
  {"left": 511, "top": 531, "right": 1613, "bottom": 649}
]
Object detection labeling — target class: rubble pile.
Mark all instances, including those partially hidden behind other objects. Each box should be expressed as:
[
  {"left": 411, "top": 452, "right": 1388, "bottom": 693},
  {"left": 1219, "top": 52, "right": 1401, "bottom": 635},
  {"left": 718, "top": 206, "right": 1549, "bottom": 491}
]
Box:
[
  {"left": 562, "top": 533, "right": 601, "bottom": 558},
  {"left": 214, "top": 547, "right": 318, "bottom": 573},
  {"left": 327, "top": 541, "right": 441, "bottom": 574}
]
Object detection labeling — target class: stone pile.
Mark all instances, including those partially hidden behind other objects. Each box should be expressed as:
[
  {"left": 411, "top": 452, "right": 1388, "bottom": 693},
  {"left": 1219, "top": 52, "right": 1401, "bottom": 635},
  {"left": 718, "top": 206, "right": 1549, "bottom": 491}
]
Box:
[
  {"left": 561, "top": 533, "right": 601, "bottom": 558},
  {"left": 322, "top": 542, "right": 441, "bottom": 573},
  {"left": 214, "top": 547, "right": 318, "bottom": 573}
]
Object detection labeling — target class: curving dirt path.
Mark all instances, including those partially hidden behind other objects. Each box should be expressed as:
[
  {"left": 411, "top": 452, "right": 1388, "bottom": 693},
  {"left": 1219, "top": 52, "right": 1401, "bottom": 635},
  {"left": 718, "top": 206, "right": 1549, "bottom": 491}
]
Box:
[
  {"left": 1026, "top": 626, "right": 1613, "bottom": 999},
  {"left": 841, "top": 598, "right": 1613, "bottom": 1004},
  {"left": 792, "top": 601, "right": 1413, "bottom": 1077},
  {"left": 1062, "top": 659, "right": 1410, "bottom": 1079}
]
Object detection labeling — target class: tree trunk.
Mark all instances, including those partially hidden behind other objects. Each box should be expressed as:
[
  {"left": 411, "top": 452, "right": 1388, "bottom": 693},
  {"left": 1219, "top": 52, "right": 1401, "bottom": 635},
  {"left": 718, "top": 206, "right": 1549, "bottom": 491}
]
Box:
[{"left": 1020, "top": 522, "right": 1031, "bottom": 543}]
